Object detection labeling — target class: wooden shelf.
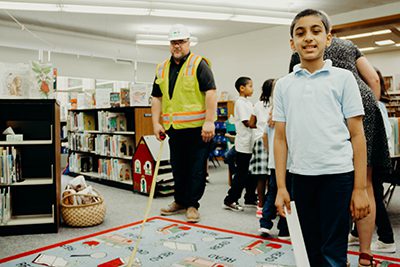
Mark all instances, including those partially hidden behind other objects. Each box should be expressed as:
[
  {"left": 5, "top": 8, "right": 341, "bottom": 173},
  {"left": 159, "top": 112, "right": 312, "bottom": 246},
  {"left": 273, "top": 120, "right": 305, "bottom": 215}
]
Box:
[
  {"left": 0, "top": 140, "right": 52, "bottom": 145},
  {"left": 4, "top": 213, "right": 54, "bottom": 226},
  {"left": 69, "top": 149, "right": 132, "bottom": 160},
  {"left": 69, "top": 130, "right": 135, "bottom": 135},
  {"left": 68, "top": 106, "right": 153, "bottom": 191},
  {"left": 0, "top": 178, "right": 53, "bottom": 187}
]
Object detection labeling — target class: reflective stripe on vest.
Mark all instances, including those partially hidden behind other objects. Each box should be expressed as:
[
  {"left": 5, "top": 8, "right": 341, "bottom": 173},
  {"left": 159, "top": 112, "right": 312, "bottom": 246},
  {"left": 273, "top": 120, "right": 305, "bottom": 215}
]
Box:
[
  {"left": 157, "top": 60, "right": 169, "bottom": 79},
  {"left": 185, "top": 54, "right": 201, "bottom": 77},
  {"left": 162, "top": 110, "right": 206, "bottom": 125},
  {"left": 158, "top": 54, "right": 202, "bottom": 79}
]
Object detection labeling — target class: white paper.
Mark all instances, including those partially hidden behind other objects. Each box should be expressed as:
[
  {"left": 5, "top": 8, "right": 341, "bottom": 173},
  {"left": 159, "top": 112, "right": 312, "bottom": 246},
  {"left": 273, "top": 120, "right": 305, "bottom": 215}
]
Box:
[
  {"left": 285, "top": 201, "right": 310, "bottom": 267},
  {"left": 2, "top": 126, "right": 15, "bottom": 135}
]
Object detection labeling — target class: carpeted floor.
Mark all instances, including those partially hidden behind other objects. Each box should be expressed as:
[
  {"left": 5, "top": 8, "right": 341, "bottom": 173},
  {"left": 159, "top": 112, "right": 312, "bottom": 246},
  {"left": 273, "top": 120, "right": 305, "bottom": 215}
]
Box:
[
  {"left": 2, "top": 216, "right": 400, "bottom": 267},
  {"left": 0, "top": 164, "right": 400, "bottom": 265}
]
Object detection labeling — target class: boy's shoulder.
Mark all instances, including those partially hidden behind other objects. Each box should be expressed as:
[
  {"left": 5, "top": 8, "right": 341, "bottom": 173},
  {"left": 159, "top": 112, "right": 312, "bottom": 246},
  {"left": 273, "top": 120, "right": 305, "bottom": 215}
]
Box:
[
  {"left": 329, "top": 65, "right": 354, "bottom": 80},
  {"left": 275, "top": 72, "right": 296, "bottom": 88}
]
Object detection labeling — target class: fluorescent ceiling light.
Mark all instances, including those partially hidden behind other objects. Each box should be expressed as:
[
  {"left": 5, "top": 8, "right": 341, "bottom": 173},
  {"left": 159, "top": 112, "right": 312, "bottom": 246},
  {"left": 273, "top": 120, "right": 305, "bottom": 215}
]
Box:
[
  {"left": 359, "top": 47, "right": 376, "bottom": 52},
  {"left": 230, "top": 15, "right": 292, "bottom": 25},
  {"left": 136, "top": 40, "right": 170, "bottom": 46},
  {"left": 62, "top": 5, "right": 149, "bottom": 15},
  {"left": 0, "top": 1, "right": 59, "bottom": 11},
  {"left": 151, "top": 9, "right": 231, "bottom": 20},
  {"left": 340, "top": 29, "right": 391, "bottom": 40},
  {"left": 136, "top": 34, "right": 198, "bottom": 46},
  {"left": 375, "top": 39, "right": 395, "bottom": 46}
]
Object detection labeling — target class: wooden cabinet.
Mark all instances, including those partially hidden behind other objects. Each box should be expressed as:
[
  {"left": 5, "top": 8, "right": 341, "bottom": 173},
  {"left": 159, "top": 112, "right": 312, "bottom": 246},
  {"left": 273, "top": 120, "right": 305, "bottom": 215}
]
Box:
[
  {"left": 0, "top": 99, "right": 60, "bottom": 235},
  {"left": 217, "top": 101, "right": 234, "bottom": 122},
  {"left": 67, "top": 106, "right": 153, "bottom": 190},
  {"left": 133, "top": 107, "right": 153, "bottom": 145}
]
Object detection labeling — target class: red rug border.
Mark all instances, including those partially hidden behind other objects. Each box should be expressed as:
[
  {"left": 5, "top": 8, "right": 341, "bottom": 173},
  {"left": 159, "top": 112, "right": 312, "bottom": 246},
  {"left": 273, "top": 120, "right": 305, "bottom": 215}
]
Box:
[{"left": 1, "top": 216, "right": 399, "bottom": 264}]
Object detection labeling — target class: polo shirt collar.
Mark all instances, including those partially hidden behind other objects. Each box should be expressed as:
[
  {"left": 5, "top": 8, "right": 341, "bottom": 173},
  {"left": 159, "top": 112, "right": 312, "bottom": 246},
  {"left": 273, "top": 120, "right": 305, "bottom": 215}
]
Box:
[{"left": 293, "top": 59, "right": 332, "bottom": 76}]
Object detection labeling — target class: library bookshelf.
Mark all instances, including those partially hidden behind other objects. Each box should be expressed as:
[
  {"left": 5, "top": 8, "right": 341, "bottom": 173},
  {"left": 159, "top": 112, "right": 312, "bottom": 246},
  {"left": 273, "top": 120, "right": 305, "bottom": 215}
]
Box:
[
  {"left": 67, "top": 106, "right": 153, "bottom": 190},
  {"left": 0, "top": 99, "right": 60, "bottom": 235}
]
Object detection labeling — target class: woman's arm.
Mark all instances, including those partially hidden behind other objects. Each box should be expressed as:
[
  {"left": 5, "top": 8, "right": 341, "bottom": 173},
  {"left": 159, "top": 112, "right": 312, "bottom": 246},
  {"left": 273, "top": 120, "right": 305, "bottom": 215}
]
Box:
[{"left": 356, "top": 56, "right": 380, "bottom": 100}]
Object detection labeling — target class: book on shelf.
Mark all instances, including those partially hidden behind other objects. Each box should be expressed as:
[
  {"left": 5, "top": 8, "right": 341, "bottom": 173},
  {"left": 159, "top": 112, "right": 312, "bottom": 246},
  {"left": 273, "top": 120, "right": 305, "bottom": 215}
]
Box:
[
  {"left": 98, "top": 111, "right": 127, "bottom": 132},
  {"left": 80, "top": 156, "right": 93, "bottom": 172},
  {"left": 117, "top": 136, "right": 134, "bottom": 157},
  {"left": 82, "top": 113, "right": 96, "bottom": 131},
  {"left": 120, "top": 88, "right": 130, "bottom": 107},
  {"left": 0, "top": 146, "right": 23, "bottom": 184},
  {"left": 110, "top": 92, "right": 121, "bottom": 108},
  {"left": 0, "top": 187, "right": 11, "bottom": 224}
]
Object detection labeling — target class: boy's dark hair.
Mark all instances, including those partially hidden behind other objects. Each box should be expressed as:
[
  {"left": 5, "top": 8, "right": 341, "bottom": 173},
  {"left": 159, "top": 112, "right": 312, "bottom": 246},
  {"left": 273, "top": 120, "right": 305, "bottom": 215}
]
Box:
[
  {"left": 260, "top": 79, "right": 275, "bottom": 105},
  {"left": 290, "top": 9, "right": 331, "bottom": 38},
  {"left": 375, "top": 67, "right": 390, "bottom": 103},
  {"left": 235, "top": 77, "right": 251, "bottom": 92}
]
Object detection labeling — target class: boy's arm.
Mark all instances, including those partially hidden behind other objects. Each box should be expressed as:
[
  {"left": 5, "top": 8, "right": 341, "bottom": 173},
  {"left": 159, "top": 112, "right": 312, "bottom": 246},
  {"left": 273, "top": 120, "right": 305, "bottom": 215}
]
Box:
[
  {"left": 274, "top": 121, "right": 291, "bottom": 217},
  {"left": 347, "top": 115, "right": 370, "bottom": 220},
  {"left": 243, "top": 113, "right": 257, "bottom": 128}
]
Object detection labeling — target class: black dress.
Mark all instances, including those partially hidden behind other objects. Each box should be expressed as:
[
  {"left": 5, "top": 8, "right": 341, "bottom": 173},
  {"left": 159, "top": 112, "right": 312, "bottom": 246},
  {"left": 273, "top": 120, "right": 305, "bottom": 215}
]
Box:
[{"left": 289, "top": 37, "right": 391, "bottom": 171}]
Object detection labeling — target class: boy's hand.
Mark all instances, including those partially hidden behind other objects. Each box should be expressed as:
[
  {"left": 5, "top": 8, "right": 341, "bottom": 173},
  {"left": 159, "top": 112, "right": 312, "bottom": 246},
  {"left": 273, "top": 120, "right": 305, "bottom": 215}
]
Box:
[
  {"left": 350, "top": 188, "right": 370, "bottom": 220},
  {"left": 275, "top": 188, "right": 291, "bottom": 217}
]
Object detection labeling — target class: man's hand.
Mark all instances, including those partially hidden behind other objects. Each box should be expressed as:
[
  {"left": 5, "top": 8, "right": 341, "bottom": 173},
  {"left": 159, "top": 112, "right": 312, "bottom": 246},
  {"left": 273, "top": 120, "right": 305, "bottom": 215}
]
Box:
[
  {"left": 201, "top": 121, "right": 215, "bottom": 142},
  {"left": 153, "top": 123, "right": 166, "bottom": 141},
  {"left": 275, "top": 188, "right": 291, "bottom": 217},
  {"left": 350, "top": 188, "right": 370, "bottom": 221}
]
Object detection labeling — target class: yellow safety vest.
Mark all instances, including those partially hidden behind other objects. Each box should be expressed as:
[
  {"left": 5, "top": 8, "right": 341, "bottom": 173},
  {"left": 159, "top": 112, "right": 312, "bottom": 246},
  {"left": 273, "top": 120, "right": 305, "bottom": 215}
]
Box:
[{"left": 155, "top": 54, "right": 209, "bottom": 130}]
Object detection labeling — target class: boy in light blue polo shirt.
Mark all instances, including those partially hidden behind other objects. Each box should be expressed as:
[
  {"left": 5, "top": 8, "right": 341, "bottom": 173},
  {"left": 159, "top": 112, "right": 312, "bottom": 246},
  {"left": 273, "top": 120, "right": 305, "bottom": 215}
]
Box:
[{"left": 274, "top": 9, "right": 370, "bottom": 266}]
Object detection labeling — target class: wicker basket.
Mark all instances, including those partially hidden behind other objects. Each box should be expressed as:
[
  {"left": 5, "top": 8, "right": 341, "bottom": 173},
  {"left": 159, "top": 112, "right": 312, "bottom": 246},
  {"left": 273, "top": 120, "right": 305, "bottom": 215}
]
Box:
[{"left": 61, "top": 191, "right": 106, "bottom": 227}]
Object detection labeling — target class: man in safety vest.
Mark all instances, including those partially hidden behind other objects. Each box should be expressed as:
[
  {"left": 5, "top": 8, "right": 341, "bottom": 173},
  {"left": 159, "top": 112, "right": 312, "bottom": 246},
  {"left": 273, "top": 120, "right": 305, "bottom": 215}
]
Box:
[{"left": 151, "top": 24, "right": 217, "bottom": 223}]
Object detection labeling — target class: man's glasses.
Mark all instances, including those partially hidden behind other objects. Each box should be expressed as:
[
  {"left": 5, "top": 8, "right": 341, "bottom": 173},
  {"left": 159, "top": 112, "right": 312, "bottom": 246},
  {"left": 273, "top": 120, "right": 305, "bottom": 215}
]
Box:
[{"left": 170, "top": 39, "right": 189, "bottom": 46}]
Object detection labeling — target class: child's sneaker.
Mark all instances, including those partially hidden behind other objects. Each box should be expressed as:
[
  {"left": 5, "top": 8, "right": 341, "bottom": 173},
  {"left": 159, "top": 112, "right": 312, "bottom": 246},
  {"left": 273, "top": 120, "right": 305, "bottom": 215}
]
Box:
[
  {"left": 244, "top": 200, "right": 258, "bottom": 208},
  {"left": 256, "top": 207, "right": 263, "bottom": 218},
  {"left": 348, "top": 233, "right": 359, "bottom": 246},
  {"left": 223, "top": 202, "right": 244, "bottom": 211},
  {"left": 371, "top": 240, "right": 396, "bottom": 253},
  {"left": 278, "top": 229, "right": 291, "bottom": 241},
  {"left": 258, "top": 227, "right": 271, "bottom": 235}
]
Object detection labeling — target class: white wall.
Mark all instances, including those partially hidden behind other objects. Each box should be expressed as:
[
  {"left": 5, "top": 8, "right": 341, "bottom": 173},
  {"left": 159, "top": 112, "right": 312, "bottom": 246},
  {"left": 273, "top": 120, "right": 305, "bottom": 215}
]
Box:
[
  {"left": 366, "top": 50, "right": 400, "bottom": 78},
  {"left": 366, "top": 50, "right": 400, "bottom": 92},
  {"left": 0, "top": 46, "right": 156, "bottom": 82},
  {"left": 0, "top": 1, "right": 399, "bottom": 94},
  {"left": 194, "top": 25, "right": 292, "bottom": 102},
  {"left": 194, "top": 2, "right": 400, "bottom": 102}
]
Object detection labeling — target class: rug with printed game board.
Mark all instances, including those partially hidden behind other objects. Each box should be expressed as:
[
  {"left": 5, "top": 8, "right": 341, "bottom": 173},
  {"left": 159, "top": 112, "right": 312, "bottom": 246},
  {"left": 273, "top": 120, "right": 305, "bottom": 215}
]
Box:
[{"left": 1, "top": 216, "right": 400, "bottom": 267}]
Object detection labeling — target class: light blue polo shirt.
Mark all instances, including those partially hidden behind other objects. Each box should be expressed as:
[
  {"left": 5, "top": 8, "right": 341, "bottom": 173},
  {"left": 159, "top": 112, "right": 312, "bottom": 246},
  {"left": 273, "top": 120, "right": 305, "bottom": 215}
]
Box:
[{"left": 273, "top": 60, "right": 364, "bottom": 175}]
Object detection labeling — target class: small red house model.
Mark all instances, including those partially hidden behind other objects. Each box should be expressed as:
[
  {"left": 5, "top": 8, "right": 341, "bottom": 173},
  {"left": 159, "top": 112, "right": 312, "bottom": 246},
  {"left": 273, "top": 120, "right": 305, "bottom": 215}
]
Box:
[{"left": 132, "top": 135, "right": 173, "bottom": 196}]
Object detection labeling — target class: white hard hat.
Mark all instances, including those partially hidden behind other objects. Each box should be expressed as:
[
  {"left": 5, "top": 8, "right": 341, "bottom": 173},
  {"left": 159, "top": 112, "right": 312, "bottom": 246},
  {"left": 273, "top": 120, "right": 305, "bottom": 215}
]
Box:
[{"left": 168, "top": 24, "right": 191, "bottom": 41}]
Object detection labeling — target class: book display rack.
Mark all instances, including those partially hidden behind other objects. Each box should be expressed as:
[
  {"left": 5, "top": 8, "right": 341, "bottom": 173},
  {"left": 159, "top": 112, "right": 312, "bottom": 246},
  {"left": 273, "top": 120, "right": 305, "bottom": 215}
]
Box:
[
  {"left": 0, "top": 99, "right": 60, "bottom": 235},
  {"left": 67, "top": 106, "right": 153, "bottom": 190}
]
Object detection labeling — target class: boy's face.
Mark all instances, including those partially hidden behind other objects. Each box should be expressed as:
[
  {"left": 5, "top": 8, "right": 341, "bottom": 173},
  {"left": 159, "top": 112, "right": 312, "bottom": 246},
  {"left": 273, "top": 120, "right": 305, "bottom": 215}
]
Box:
[
  {"left": 290, "top": 15, "right": 331, "bottom": 63},
  {"left": 240, "top": 80, "right": 253, "bottom": 97}
]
